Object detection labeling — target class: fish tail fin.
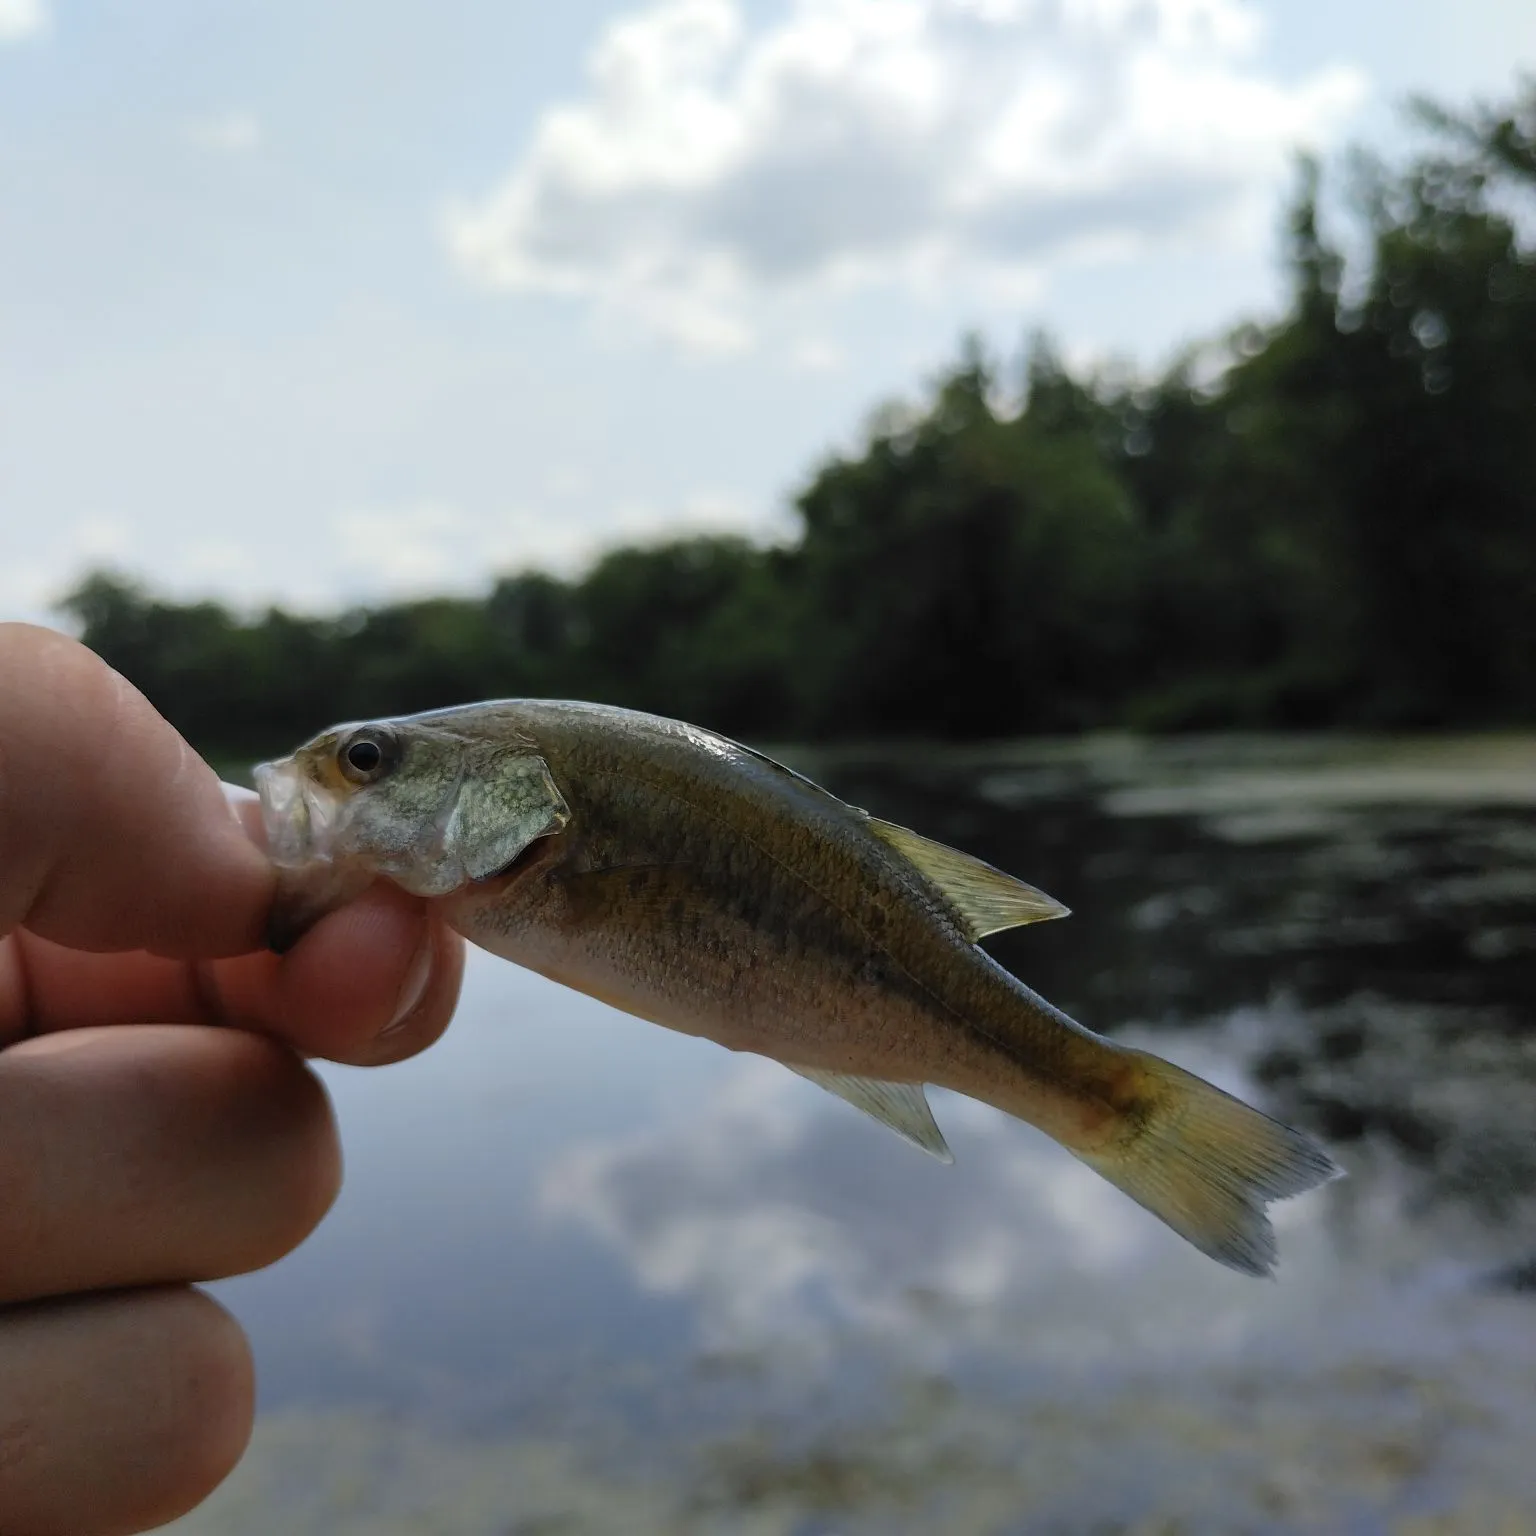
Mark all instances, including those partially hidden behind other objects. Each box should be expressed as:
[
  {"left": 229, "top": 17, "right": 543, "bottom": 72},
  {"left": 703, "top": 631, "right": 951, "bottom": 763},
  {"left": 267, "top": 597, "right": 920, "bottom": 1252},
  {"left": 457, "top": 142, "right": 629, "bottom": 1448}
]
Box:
[{"left": 1074, "top": 1048, "right": 1340, "bottom": 1277}]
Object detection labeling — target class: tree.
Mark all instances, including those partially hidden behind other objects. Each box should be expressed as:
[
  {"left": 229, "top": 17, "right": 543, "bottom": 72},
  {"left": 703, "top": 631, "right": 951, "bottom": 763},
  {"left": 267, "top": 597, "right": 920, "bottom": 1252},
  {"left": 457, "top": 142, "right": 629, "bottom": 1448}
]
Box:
[{"left": 61, "top": 82, "right": 1536, "bottom": 755}]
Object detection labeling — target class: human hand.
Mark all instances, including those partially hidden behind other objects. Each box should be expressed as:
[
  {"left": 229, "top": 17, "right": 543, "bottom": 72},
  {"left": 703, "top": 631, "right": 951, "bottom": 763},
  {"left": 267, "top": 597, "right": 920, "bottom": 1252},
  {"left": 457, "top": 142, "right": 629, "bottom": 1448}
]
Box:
[{"left": 0, "top": 624, "right": 465, "bottom": 1535}]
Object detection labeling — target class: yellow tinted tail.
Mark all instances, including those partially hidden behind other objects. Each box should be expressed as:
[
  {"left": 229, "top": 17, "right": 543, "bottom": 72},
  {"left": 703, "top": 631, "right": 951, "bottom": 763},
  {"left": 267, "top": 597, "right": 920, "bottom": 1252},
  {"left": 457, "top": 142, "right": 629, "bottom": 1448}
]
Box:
[{"left": 1077, "top": 1049, "right": 1339, "bottom": 1277}]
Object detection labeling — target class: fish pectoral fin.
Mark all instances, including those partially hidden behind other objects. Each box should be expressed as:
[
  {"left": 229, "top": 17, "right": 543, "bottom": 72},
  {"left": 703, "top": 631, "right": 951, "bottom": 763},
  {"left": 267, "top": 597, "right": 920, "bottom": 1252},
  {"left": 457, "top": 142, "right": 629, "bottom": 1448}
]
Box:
[
  {"left": 789, "top": 1067, "right": 954, "bottom": 1164},
  {"left": 866, "top": 817, "right": 1070, "bottom": 940}
]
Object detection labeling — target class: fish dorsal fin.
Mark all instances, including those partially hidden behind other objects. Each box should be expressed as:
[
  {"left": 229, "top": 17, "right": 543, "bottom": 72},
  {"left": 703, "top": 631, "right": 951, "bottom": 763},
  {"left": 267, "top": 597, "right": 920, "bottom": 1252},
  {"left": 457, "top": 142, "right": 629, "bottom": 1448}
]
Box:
[
  {"left": 866, "top": 818, "right": 1070, "bottom": 940},
  {"left": 789, "top": 1067, "right": 954, "bottom": 1163}
]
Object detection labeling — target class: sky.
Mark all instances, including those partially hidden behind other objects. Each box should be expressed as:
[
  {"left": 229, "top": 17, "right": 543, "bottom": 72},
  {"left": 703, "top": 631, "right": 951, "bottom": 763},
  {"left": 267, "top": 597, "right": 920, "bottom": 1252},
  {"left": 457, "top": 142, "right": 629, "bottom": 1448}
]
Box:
[{"left": 2, "top": 0, "right": 1533, "bottom": 624}]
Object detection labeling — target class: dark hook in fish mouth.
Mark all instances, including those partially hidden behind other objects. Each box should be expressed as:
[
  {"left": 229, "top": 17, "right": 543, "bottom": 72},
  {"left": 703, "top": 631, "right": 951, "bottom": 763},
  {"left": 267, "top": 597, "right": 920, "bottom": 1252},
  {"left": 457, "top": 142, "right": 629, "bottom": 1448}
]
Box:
[
  {"left": 264, "top": 861, "right": 376, "bottom": 954},
  {"left": 265, "top": 866, "right": 335, "bottom": 954}
]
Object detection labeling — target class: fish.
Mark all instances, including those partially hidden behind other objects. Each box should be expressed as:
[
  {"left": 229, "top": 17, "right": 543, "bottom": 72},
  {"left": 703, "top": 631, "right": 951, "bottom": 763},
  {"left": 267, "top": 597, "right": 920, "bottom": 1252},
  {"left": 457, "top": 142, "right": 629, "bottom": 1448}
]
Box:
[{"left": 254, "top": 699, "right": 1339, "bottom": 1276}]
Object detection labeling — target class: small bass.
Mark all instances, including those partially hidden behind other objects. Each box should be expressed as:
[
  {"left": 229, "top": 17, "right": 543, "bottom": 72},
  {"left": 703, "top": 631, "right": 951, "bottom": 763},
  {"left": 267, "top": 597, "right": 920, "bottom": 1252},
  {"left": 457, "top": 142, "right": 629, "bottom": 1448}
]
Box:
[{"left": 255, "top": 700, "right": 1337, "bottom": 1276}]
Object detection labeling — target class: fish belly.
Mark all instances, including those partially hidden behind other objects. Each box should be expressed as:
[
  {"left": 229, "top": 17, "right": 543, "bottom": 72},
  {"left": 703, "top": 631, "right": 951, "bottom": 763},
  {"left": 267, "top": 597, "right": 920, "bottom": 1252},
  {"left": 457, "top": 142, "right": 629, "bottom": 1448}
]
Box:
[{"left": 445, "top": 860, "right": 972, "bottom": 1083}]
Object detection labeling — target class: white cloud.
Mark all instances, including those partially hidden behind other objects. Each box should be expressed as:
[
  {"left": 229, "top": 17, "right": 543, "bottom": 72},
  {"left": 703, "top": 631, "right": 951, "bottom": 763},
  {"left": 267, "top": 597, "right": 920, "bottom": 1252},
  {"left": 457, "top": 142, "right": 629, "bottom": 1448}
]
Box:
[
  {"left": 0, "top": 518, "right": 132, "bottom": 625},
  {"left": 1, "top": 488, "right": 781, "bottom": 630},
  {"left": 332, "top": 502, "right": 487, "bottom": 595},
  {"left": 446, "top": 0, "right": 1365, "bottom": 354},
  {"left": 538, "top": 1035, "right": 1343, "bottom": 1361},
  {"left": 187, "top": 110, "right": 263, "bottom": 154},
  {"left": 787, "top": 336, "right": 846, "bottom": 372},
  {"left": 602, "top": 486, "right": 771, "bottom": 546},
  {"left": 333, "top": 489, "right": 772, "bottom": 594},
  {"left": 0, "top": 0, "right": 45, "bottom": 44}
]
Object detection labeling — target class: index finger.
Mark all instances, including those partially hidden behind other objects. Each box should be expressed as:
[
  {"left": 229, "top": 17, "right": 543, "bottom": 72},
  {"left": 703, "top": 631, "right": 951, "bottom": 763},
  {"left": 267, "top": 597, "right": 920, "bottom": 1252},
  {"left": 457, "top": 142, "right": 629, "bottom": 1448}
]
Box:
[{"left": 0, "top": 624, "right": 274, "bottom": 958}]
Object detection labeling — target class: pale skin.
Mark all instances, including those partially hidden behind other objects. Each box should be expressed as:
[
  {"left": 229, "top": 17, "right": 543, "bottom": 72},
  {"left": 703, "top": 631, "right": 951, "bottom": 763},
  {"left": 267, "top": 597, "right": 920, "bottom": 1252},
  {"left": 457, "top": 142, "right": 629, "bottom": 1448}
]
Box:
[{"left": 0, "top": 625, "right": 466, "bottom": 1536}]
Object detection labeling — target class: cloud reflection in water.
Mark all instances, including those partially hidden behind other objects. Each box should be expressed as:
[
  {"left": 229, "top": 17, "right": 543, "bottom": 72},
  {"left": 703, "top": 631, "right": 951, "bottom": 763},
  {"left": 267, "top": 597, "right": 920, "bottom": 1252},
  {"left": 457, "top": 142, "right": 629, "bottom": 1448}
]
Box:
[{"left": 539, "top": 1033, "right": 1353, "bottom": 1377}]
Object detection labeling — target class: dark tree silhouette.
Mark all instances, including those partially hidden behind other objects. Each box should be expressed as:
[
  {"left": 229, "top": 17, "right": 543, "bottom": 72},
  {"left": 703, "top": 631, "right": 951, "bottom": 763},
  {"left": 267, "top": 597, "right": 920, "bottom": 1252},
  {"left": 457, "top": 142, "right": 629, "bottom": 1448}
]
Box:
[{"left": 59, "top": 83, "right": 1536, "bottom": 755}]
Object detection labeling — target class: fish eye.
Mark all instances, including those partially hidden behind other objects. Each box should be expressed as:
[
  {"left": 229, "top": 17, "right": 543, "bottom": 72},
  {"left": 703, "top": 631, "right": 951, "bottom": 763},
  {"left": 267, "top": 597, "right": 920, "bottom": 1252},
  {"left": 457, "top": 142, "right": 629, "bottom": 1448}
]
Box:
[{"left": 337, "top": 727, "right": 399, "bottom": 785}]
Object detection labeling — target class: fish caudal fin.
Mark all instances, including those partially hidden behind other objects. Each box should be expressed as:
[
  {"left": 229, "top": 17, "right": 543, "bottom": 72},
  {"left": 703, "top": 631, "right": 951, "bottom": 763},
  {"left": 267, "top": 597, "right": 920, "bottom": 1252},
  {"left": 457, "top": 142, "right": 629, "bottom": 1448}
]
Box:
[{"left": 1076, "top": 1050, "right": 1340, "bottom": 1277}]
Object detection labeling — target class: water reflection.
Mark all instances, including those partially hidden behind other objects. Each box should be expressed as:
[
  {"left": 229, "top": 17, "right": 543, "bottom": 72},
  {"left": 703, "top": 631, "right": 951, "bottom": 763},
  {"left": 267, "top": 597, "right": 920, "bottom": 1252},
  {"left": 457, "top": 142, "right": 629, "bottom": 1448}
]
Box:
[
  {"left": 167, "top": 736, "right": 1536, "bottom": 1533},
  {"left": 540, "top": 1041, "right": 1334, "bottom": 1368},
  {"left": 212, "top": 958, "right": 711, "bottom": 1423}
]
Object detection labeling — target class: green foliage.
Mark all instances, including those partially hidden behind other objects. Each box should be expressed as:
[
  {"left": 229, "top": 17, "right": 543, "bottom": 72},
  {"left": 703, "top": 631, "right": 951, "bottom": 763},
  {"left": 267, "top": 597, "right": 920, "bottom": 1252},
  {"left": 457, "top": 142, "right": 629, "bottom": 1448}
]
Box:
[
  {"left": 792, "top": 348, "right": 1143, "bottom": 736},
  {"left": 59, "top": 82, "right": 1536, "bottom": 755}
]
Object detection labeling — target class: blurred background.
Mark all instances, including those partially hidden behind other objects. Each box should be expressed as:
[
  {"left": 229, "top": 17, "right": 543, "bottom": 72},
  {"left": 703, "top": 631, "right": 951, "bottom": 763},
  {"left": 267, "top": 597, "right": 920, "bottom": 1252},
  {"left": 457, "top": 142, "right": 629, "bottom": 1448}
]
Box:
[{"left": 4, "top": 1, "right": 1536, "bottom": 1530}]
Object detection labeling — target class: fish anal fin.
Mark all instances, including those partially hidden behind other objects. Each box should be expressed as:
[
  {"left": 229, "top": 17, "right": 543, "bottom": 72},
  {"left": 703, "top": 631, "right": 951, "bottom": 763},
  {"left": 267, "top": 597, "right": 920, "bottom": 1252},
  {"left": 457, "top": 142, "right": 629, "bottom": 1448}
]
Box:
[
  {"left": 867, "top": 818, "right": 1069, "bottom": 940},
  {"left": 790, "top": 1066, "right": 954, "bottom": 1163}
]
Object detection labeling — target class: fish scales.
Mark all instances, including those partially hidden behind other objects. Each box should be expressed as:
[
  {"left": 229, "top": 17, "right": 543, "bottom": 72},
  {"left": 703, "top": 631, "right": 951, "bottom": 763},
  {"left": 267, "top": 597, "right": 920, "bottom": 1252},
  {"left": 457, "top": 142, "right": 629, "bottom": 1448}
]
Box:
[
  {"left": 255, "top": 699, "right": 1340, "bottom": 1276},
  {"left": 459, "top": 701, "right": 1110, "bottom": 1127}
]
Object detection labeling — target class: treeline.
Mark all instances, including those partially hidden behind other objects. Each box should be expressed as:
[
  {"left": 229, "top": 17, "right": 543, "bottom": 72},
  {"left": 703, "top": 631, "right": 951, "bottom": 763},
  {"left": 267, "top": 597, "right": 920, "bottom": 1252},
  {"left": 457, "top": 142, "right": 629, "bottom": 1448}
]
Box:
[{"left": 65, "top": 84, "right": 1536, "bottom": 758}]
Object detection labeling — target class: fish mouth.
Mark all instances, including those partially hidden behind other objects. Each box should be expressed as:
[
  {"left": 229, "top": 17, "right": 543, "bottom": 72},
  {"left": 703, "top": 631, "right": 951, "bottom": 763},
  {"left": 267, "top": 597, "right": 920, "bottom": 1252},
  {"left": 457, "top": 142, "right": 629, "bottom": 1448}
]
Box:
[
  {"left": 253, "top": 755, "right": 342, "bottom": 868},
  {"left": 253, "top": 755, "right": 370, "bottom": 952}
]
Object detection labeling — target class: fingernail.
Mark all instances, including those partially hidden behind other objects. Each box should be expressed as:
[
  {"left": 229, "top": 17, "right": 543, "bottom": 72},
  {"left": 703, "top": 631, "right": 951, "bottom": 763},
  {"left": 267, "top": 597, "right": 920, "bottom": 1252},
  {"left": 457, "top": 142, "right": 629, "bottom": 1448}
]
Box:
[
  {"left": 222, "top": 781, "right": 268, "bottom": 849},
  {"left": 384, "top": 934, "right": 434, "bottom": 1036}
]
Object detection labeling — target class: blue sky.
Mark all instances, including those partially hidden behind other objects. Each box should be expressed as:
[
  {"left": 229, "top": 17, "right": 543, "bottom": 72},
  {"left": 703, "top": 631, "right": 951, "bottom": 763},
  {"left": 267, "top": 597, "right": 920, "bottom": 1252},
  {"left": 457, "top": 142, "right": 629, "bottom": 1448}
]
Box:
[{"left": 2, "top": 0, "right": 1533, "bottom": 622}]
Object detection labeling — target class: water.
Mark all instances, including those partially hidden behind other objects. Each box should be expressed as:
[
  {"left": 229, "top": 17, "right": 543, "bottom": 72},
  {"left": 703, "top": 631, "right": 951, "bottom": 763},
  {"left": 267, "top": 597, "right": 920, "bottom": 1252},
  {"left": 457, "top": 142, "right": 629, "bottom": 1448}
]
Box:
[{"left": 167, "top": 735, "right": 1536, "bottom": 1534}]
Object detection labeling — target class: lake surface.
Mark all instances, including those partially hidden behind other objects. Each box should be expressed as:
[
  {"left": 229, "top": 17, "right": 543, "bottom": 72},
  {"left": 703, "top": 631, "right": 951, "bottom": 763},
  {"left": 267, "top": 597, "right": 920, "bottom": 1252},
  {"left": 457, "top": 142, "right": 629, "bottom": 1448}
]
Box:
[{"left": 166, "top": 735, "right": 1536, "bottom": 1534}]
